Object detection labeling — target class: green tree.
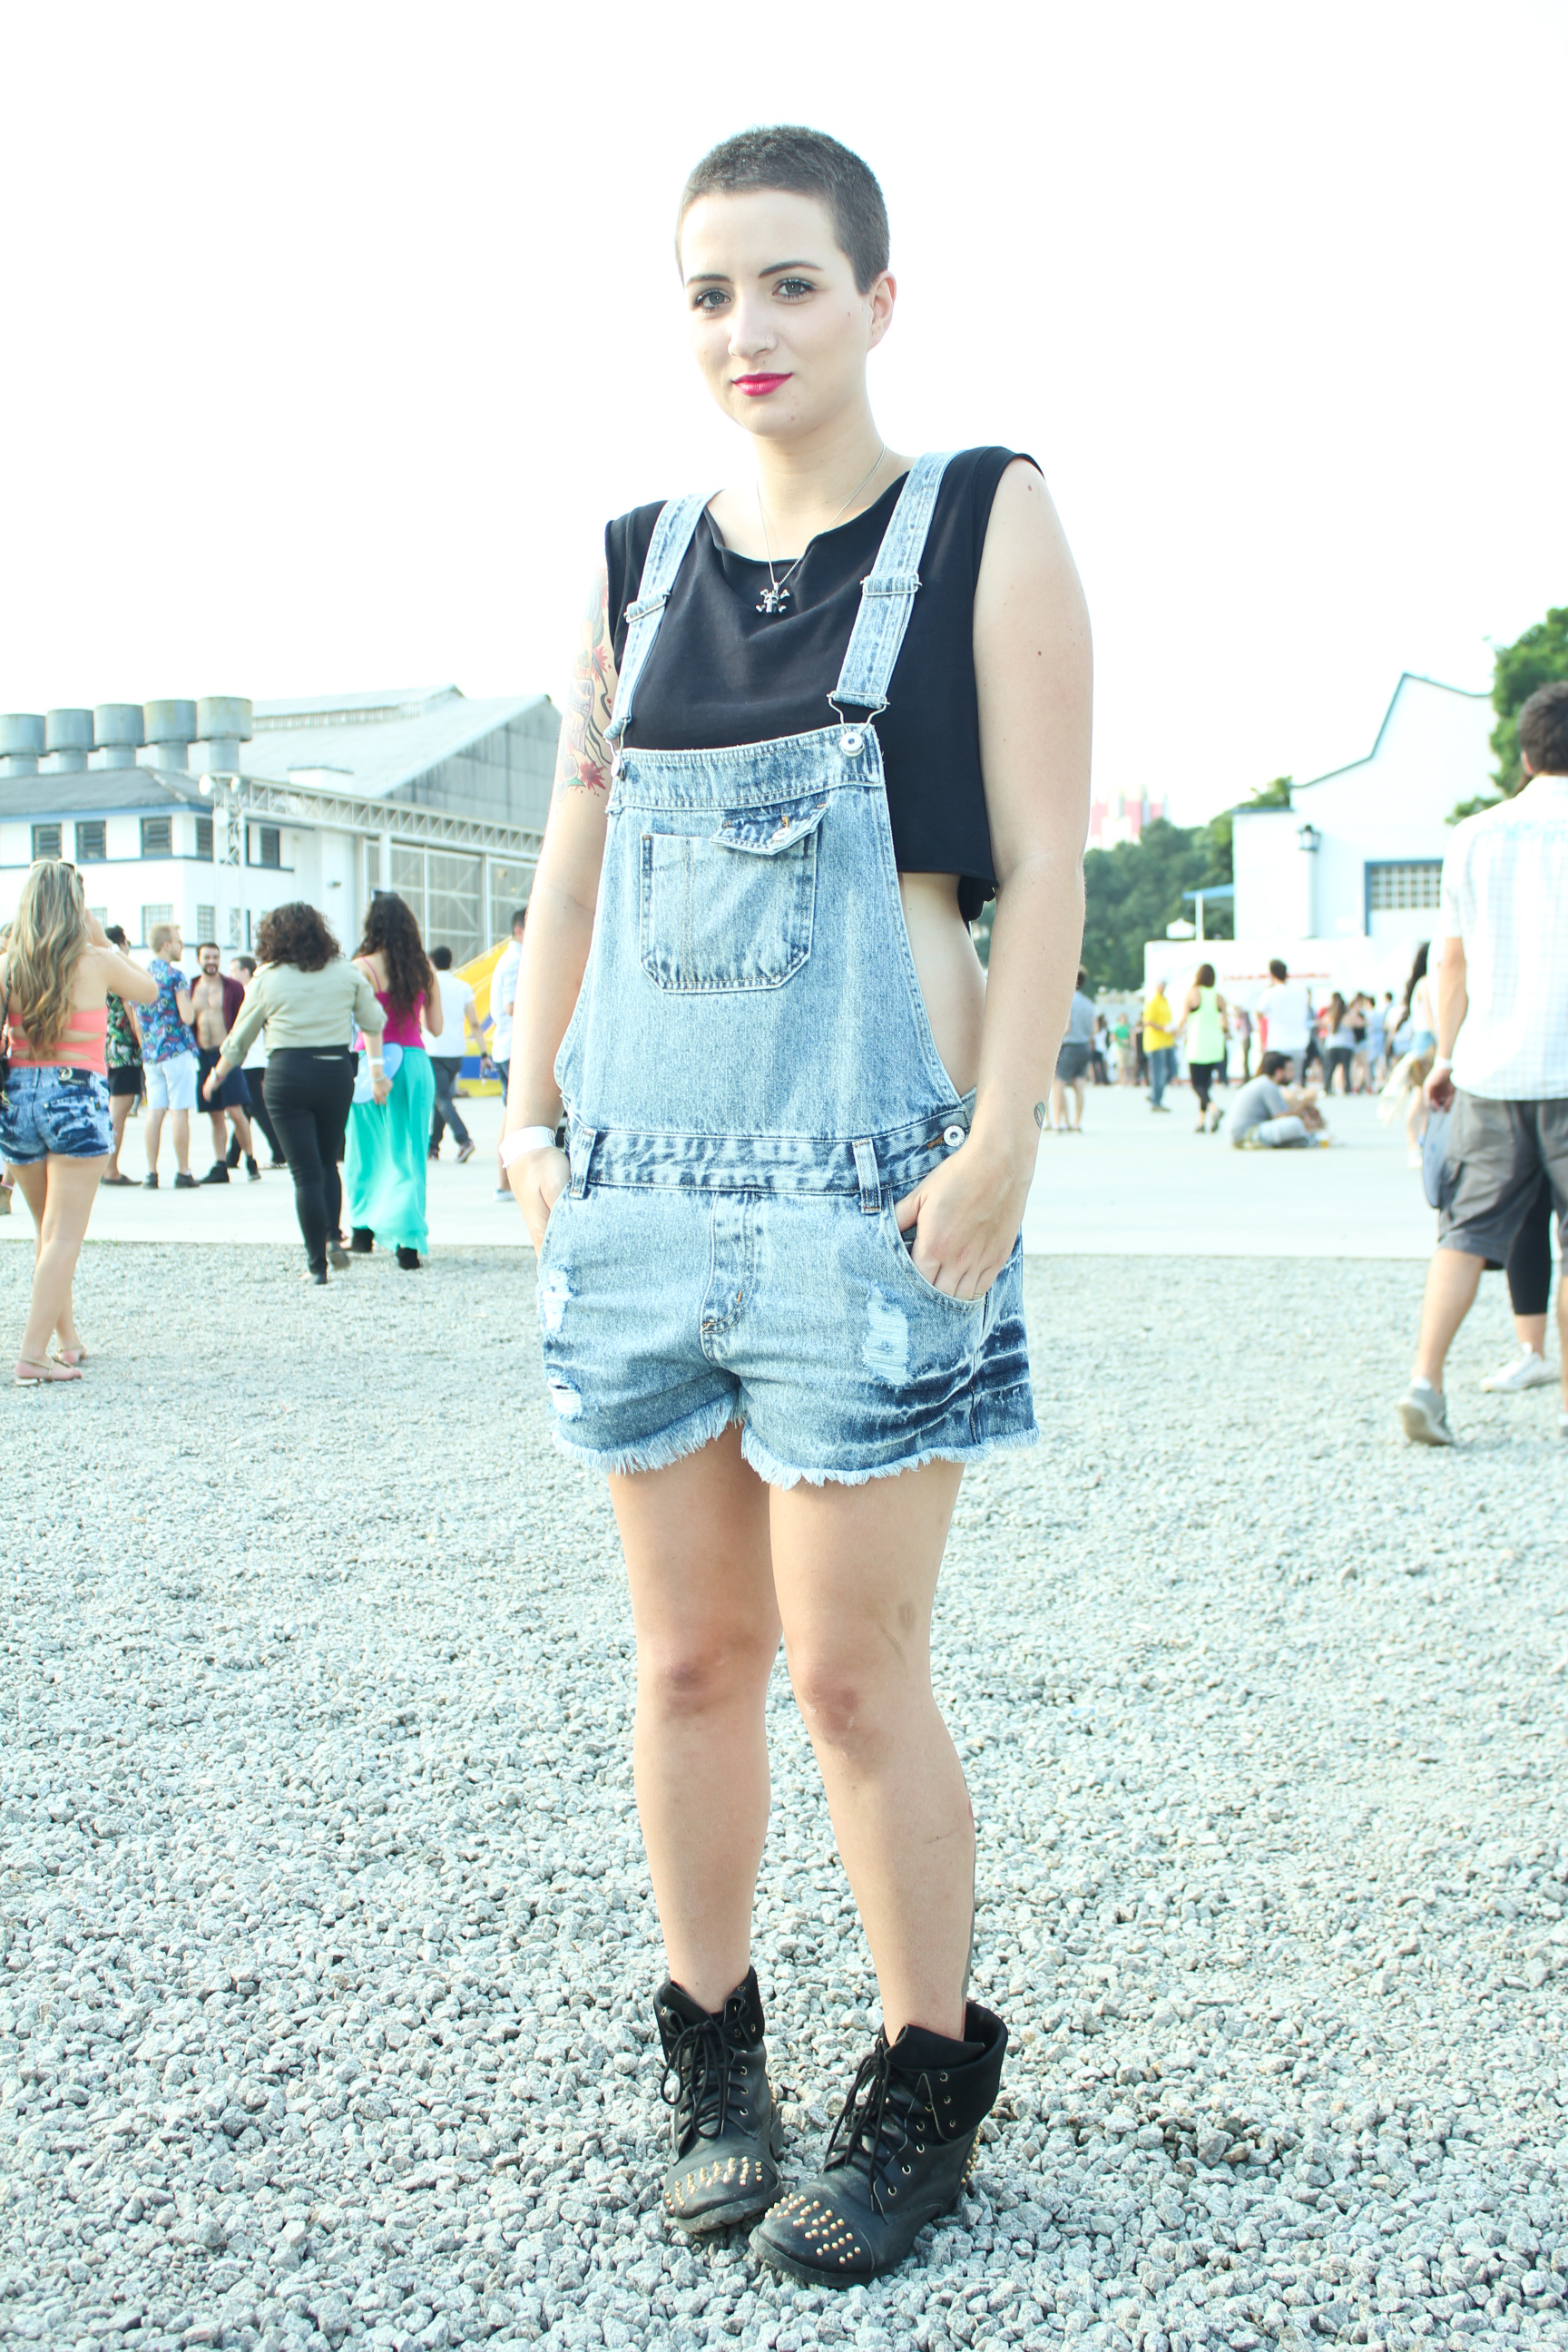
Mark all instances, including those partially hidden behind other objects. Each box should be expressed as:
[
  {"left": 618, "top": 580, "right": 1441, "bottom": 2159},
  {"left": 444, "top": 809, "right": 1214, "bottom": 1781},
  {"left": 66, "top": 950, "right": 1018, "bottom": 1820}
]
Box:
[
  {"left": 1452, "top": 603, "right": 1568, "bottom": 819},
  {"left": 1076, "top": 779, "right": 1290, "bottom": 992}
]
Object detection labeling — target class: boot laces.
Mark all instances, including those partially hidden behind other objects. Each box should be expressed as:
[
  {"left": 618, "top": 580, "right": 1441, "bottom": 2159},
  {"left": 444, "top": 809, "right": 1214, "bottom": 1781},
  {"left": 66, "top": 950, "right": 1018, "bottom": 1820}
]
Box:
[
  {"left": 659, "top": 2014, "right": 739, "bottom": 2154},
  {"left": 822, "top": 2035, "right": 949, "bottom": 2216}
]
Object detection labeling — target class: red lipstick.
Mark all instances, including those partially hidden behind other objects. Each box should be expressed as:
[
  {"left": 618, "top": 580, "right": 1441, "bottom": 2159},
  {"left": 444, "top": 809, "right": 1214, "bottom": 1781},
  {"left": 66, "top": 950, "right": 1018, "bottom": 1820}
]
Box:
[{"left": 732, "top": 373, "right": 792, "bottom": 397}]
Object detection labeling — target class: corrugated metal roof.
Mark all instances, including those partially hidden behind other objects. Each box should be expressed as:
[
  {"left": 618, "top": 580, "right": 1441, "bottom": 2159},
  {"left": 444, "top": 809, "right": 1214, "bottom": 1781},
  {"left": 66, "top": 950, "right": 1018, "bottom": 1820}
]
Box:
[
  {"left": 0, "top": 767, "right": 207, "bottom": 821},
  {"left": 242, "top": 692, "right": 552, "bottom": 802}
]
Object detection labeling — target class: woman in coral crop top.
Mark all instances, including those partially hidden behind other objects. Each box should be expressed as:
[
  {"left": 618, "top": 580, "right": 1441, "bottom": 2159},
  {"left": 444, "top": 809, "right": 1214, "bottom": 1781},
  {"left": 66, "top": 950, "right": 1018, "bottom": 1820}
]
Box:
[{"left": 0, "top": 859, "right": 159, "bottom": 1383}]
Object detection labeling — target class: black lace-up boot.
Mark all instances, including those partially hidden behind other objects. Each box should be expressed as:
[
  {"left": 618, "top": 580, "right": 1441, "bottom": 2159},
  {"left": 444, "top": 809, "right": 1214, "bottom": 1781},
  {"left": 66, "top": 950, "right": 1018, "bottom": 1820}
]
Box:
[
  {"left": 654, "top": 1968, "right": 785, "bottom": 2234},
  {"left": 750, "top": 2001, "right": 1006, "bottom": 2286}
]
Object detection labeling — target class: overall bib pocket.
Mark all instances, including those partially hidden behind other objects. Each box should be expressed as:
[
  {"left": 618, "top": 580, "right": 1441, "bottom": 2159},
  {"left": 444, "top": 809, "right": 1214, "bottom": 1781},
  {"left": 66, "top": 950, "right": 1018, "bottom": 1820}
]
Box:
[{"left": 638, "top": 797, "right": 828, "bottom": 993}]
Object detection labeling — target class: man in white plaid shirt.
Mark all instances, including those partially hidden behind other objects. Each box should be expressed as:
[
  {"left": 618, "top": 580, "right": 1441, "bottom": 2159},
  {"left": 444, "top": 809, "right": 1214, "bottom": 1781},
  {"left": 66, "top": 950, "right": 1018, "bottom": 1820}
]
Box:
[{"left": 1399, "top": 680, "right": 1568, "bottom": 1445}]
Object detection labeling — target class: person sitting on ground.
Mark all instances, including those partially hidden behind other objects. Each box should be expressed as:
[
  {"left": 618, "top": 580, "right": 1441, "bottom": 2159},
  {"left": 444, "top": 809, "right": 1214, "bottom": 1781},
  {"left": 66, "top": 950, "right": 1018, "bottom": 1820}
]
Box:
[{"left": 1225, "top": 1051, "right": 1325, "bottom": 1148}]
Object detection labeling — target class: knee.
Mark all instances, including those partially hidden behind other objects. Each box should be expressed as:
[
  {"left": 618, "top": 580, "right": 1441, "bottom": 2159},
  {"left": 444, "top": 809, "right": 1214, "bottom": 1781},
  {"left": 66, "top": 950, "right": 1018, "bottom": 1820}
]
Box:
[
  {"left": 640, "top": 1627, "right": 777, "bottom": 1720},
  {"left": 787, "top": 1649, "right": 904, "bottom": 1759}
]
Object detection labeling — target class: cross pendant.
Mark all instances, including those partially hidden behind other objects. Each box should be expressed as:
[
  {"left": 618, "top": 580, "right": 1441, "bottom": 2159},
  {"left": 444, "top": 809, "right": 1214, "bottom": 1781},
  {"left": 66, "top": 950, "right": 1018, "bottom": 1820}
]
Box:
[{"left": 756, "top": 583, "right": 791, "bottom": 615}]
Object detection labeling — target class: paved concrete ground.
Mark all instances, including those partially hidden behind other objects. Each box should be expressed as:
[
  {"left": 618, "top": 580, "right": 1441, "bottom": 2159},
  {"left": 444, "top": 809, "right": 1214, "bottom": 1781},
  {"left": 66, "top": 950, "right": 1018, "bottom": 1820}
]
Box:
[
  {"left": 4, "top": 1243, "right": 1566, "bottom": 2351},
  {"left": 1, "top": 1085, "right": 1454, "bottom": 1262}
]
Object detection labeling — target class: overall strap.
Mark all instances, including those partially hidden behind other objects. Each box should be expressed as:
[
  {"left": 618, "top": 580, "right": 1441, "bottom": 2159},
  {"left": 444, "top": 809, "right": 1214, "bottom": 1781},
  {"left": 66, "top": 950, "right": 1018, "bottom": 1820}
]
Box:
[
  {"left": 828, "top": 451, "right": 954, "bottom": 720},
  {"left": 605, "top": 492, "right": 710, "bottom": 749}
]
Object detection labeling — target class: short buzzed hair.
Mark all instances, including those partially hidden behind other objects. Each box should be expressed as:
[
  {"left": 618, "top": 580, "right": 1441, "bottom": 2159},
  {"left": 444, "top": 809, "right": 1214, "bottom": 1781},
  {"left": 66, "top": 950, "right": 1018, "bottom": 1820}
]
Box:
[
  {"left": 431, "top": 945, "right": 453, "bottom": 969},
  {"left": 150, "top": 921, "right": 177, "bottom": 953},
  {"left": 1519, "top": 680, "right": 1568, "bottom": 778},
  {"left": 678, "top": 125, "right": 889, "bottom": 294}
]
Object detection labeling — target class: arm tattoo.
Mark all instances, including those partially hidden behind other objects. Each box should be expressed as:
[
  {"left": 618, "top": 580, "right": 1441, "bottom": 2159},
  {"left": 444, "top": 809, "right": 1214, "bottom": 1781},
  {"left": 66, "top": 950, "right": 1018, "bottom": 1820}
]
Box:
[
  {"left": 553, "top": 566, "right": 614, "bottom": 800},
  {"left": 1034, "top": 1101, "right": 1047, "bottom": 1131}
]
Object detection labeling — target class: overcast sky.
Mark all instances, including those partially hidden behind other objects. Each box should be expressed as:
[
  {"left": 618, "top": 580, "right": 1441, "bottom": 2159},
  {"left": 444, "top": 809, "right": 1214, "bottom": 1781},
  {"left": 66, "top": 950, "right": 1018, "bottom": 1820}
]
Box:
[{"left": 4, "top": 0, "right": 1564, "bottom": 821}]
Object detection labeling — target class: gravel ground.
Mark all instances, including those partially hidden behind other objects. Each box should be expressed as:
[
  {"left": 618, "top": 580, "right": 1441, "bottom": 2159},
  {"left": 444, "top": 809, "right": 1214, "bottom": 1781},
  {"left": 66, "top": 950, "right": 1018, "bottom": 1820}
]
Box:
[{"left": 5, "top": 1243, "right": 1568, "bottom": 2352}]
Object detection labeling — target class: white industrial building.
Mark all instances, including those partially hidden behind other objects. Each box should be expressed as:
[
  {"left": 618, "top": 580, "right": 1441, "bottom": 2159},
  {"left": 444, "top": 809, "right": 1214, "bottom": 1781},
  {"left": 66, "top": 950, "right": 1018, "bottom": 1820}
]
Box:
[
  {"left": 1145, "top": 671, "right": 1494, "bottom": 999},
  {"left": 0, "top": 688, "right": 558, "bottom": 965}
]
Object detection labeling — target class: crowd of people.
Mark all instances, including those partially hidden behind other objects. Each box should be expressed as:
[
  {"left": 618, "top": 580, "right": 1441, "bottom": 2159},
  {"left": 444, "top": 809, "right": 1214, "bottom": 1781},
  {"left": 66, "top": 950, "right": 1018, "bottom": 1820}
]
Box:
[{"left": 0, "top": 867, "right": 524, "bottom": 1372}]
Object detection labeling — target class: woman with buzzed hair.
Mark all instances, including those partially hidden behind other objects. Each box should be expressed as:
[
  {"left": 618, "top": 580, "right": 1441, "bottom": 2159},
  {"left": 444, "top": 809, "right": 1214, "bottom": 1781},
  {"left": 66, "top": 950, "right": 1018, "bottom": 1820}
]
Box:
[{"left": 504, "top": 124, "right": 1091, "bottom": 2283}]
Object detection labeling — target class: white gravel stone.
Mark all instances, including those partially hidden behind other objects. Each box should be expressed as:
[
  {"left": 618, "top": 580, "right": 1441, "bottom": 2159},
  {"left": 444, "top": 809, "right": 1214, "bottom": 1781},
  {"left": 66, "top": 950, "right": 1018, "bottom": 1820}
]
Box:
[{"left": 3, "top": 1245, "right": 1567, "bottom": 2352}]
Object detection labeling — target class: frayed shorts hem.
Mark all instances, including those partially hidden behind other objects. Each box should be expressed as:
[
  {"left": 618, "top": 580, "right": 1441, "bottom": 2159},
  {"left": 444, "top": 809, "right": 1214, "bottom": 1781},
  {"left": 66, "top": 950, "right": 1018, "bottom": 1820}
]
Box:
[
  {"left": 548, "top": 1393, "right": 1040, "bottom": 1490},
  {"left": 740, "top": 1420, "right": 1038, "bottom": 1491}
]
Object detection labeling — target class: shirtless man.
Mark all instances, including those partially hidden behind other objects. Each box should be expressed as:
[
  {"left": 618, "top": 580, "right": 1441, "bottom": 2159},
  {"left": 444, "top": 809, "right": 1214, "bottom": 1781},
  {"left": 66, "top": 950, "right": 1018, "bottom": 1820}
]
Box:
[{"left": 191, "top": 941, "right": 258, "bottom": 1183}]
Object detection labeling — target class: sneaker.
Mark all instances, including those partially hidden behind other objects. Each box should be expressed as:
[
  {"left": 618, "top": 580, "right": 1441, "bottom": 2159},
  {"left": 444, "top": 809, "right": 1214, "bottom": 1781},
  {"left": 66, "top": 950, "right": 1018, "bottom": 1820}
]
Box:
[
  {"left": 269, "top": 1157, "right": 288, "bottom": 1171},
  {"left": 225, "top": 1138, "right": 241, "bottom": 1169},
  {"left": 495, "top": 1185, "right": 512, "bottom": 1200},
  {"left": 456, "top": 1140, "right": 475, "bottom": 1163},
  {"left": 327, "top": 1241, "right": 351, "bottom": 1270},
  {"left": 142, "top": 1172, "right": 159, "bottom": 1190},
  {"left": 1397, "top": 1380, "right": 1455, "bottom": 1446},
  {"left": 201, "top": 1164, "right": 230, "bottom": 1185},
  {"left": 173, "top": 1171, "right": 198, "bottom": 1190},
  {"left": 1479, "top": 1345, "right": 1554, "bottom": 1394},
  {"left": 245, "top": 1157, "right": 260, "bottom": 1182}
]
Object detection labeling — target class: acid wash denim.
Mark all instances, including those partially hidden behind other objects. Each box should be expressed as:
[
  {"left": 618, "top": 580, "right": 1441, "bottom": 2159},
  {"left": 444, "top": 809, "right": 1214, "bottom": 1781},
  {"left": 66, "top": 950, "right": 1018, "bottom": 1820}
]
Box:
[
  {"left": 0, "top": 1065, "right": 113, "bottom": 1162},
  {"left": 540, "top": 452, "right": 1038, "bottom": 1487}
]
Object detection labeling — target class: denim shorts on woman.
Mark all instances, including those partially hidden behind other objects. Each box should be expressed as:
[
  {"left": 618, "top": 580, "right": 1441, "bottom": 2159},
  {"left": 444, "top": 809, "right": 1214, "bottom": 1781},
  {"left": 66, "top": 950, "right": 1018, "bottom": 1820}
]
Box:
[
  {"left": 540, "top": 453, "right": 1040, "bottom": 1489},
  {"left": 0, "top": 1065, "right": 113, "bottom": 1162},
  {"left": 538, "top": 1112, "right": 1035, "bottom": 1488}
]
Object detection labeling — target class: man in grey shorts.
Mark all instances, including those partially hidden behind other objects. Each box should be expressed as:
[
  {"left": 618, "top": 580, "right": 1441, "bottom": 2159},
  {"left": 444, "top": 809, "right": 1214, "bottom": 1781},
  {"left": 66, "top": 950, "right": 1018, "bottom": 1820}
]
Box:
[{"left": 1398, "top": 681, "right": 1568, "bottom": 1445}]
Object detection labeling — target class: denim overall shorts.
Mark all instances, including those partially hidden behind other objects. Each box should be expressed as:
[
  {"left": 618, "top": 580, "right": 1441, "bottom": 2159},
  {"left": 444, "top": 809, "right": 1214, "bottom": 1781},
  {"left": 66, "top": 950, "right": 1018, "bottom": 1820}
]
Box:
[{"left": 540, "top": 453, "right": 1038, "bottom": 1486}]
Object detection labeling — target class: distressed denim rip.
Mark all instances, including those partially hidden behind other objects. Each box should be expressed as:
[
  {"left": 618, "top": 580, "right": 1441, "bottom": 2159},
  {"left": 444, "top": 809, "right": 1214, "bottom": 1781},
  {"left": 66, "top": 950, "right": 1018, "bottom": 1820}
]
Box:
[
  {"left": 541, "top": 452, "right": 1038, "bottom": 1485},
  {"left": 0, "top": 1064, "right": 113, "bottom": 1163}
]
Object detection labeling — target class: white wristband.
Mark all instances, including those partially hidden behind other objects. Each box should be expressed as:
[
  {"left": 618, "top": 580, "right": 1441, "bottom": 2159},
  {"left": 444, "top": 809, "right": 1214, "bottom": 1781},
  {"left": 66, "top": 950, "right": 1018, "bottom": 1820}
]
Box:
[{"left": 500, "top": 1124, "right": 562, "bottom": 1170}]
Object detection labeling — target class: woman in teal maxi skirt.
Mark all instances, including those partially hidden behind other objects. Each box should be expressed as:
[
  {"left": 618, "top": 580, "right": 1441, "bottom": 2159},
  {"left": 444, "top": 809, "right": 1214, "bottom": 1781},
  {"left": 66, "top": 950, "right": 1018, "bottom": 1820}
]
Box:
[{"left": 345, "top": 893, "right": 441, "bottom": 1268}]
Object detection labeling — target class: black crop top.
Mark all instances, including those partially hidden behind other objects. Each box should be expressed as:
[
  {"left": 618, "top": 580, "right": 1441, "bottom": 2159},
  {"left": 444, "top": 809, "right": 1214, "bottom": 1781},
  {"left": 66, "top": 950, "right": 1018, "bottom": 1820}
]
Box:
[{"left": 604, "top": 446, "right": 1034, "bottom": 922}]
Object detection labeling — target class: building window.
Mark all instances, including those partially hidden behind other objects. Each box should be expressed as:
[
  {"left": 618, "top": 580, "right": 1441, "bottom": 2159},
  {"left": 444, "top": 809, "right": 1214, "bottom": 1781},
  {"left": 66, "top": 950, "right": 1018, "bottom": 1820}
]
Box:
[
  {"left": 196, "top": 905, "right": 217, "bottom": 945},
  {"left": 389, "top": 844, "right": 485, "bottom": 965},
  {"left": 255, "top": 826, "right": 281, "bottom": 869},
  {"left": 228, "top": 906, "right": 242, "bottom": 947},
  {"left": 487, "top": 859, "right": 534, "bottom": 945},
  {"left": 31, "top": 823, "right": 62, "bottom": 859},
  {"left": 365, "top": 841, "right": 379, "bottom": 897},
  {"left": 1367, "top": 861, "right": 1443, "bottom": 913},
  {"left": 75, "top": 820, "right": 107, "bottom": 862},
  {"left": 196, "top": 814, "right": 214, "bottom": 860},
  {"left": 141, "top": 815, "right": 172, "bottom": 858},
  {"left": 141, "top": 903, "right": 173, "bottom": 945},
  {"left": 88, "top": 906, "right": 109, "bottom": 926}
]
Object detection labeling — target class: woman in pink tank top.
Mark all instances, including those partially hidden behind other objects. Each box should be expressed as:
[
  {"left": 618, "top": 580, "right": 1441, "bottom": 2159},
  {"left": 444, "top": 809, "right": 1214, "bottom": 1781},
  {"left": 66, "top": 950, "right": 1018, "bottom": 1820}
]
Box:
[
  {"left": 343, "top": 892, "right": 442, "bottom": 1269},
  {"left": 1, "top": 859, "right": 159, "bottom": 1382}
]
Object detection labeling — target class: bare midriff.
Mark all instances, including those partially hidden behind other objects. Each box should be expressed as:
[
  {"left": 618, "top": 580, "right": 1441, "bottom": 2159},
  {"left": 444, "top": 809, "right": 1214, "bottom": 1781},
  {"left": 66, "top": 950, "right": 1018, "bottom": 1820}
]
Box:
[{"left": 898, "top": 871, "right": 985, "bottom": 1095}]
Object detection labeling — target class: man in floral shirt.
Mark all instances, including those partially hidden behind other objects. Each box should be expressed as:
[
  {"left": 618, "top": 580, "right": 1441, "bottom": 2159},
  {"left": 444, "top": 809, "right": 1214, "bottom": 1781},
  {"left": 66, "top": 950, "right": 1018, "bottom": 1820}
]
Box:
[{"left": 142, "top": 921, "right": 199, "bottom": 1189}]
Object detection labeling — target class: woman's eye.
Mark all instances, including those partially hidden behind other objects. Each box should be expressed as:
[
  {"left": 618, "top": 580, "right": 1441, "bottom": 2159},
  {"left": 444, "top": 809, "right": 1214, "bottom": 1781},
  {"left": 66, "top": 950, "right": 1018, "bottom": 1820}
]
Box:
[
  {"left": 774, "top": 277, "right": 815, "bottom": 299},
  {"left": 691, "top": 288, "right": 730, "bottom": 312}
]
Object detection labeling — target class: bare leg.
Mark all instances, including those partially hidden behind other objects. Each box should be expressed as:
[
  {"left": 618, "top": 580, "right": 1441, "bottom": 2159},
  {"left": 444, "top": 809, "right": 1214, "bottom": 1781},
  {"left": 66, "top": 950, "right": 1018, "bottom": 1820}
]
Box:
[
  {"left": 771, "top": 1459, "right": 971, "bottom": 2042},
  {"left": 1413, "top": 1247, "right": 1485, "bottom": 1389},
  {"left": 229, "top": 1107, "right": 254, "bottom": 1157},
  {"left": 1071, "top": 1076, "right": 1085, "bottom": 1131},
  {"left": 1560, "top": 1279, "right": 1568, "bottom": 1411},
  {"left": 144, "top": 1104, "right": 164, "bottom": 1176},
  {"left": 107, "top": 1093, "right": 132, "bottom": 1176},
  {"left": 1049, "top": 1080, "right": 1068, "bottom": 1131},
  {"left": 610, "top": 1425, "right": 780, "bottom": 2012},
  {"left": 170, "top": 1108, "right": 191, "bottom": 1177},
  {"left": 14, "top": 1156, "right": 106, "bottom": 1362},
  {"left": 209, "top": 1109, "right": 228, "bottom": 1163}
]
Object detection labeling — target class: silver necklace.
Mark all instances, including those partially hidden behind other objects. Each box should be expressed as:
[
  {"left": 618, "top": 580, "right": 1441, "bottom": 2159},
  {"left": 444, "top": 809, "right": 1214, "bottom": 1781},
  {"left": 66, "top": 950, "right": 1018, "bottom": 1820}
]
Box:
[{"left": 754, "top": 443, "right": 887, "bottom": 615}]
